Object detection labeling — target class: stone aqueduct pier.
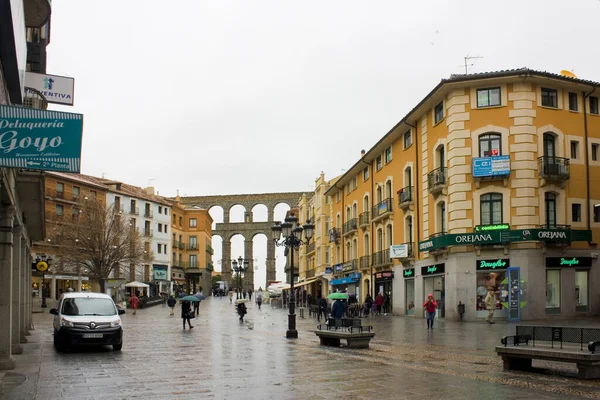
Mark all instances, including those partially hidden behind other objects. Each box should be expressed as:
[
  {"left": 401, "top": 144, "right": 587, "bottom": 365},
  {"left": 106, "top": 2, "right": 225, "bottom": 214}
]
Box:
[{"left": 179, "top": 192, "right": 311, "bottom": 289}]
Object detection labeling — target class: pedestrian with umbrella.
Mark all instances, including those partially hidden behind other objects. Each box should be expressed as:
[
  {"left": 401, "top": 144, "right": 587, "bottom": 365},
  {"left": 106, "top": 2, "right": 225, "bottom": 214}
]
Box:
[
  {"left": 235, "top": 298, "right": 248, "bottom": 321},
  {"left": 180, "top": 295, "right": 199, "bottom": 330},
  {"left": 327, "top": 292, "right": 348, "bottom": 319}
]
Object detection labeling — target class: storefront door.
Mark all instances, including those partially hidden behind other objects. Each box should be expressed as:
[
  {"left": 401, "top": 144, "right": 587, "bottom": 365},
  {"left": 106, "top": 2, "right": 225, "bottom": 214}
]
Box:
[
  {"left": 405, "top": 279, "right": 415, "bottom": 316},
  {"left": 423, "top": 276, "right": 444, "bottom": 319}
]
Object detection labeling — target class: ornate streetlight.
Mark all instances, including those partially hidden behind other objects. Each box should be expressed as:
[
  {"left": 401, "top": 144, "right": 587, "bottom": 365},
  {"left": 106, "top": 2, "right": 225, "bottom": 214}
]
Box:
[
  {"left": 271, "top": 213, "right": 314, "bottom": 339},
  {"left": 35, "top": 254, "right": 52, "bottom": 308},
  {"left": 232, "top": 256, "right": 249, "bottom": 299}
]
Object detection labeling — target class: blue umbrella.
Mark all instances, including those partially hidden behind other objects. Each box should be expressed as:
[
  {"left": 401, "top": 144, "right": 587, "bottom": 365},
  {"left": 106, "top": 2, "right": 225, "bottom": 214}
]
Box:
[
  {"left": 193, "top": 293, "right": 206, "bottom": 301},
  {"left": 179, "top": 295, "right": 200, "bottom": 302}
]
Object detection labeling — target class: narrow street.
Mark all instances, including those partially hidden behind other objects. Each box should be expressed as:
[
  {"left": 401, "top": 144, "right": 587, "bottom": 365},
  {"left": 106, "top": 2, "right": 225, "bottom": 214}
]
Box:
[{"left": 2, "top": 297, "right": 600, "bottom": 399}]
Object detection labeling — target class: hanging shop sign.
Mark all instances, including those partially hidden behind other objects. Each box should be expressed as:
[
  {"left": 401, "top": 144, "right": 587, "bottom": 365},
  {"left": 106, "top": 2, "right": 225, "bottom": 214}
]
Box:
[
  {"left": 418, "top": 228, "right": 591, "bottom": 252},
  {"left": 374, "top": 271, "right": 394, "bottom": 280},
  {"left": 342, "top": 262, "right": 355, "bottom": 272},
  {"left": 334, "top": 263, "right": 343, "bottom": 272},
  {"left": 330, "top": 272, "right": 361, "bottom": 286},
  {"left": 421, "top": 263, "right": 445, "bottom": 276},
  {"left": 325, "top": 267, "right": 333, "bottom": 275},
  {"left": 24, "top": 72, "right": 75, "bottom": 106},
  {"left": 403, "top": 268, "right": 415, "bottom": 278},
  {"left": 545, "top": 257, "right": 593, "bottom": 268},
  {"left": 0, "top": 105, "right": 83, "bottom": 172},
  {"left": 476, "top": 259, "right": 510, "bottom": 270},
  {"left": 390, "top": 244, "right": 409, "bottom": 258}
]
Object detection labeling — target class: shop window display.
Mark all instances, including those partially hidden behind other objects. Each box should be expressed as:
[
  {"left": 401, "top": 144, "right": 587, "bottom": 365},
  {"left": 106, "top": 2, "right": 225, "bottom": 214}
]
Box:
[
  {"left": 476, "top": 271, "right": 506, "bottom": 312},
  {"left": 575, "top": 270, "right": 589, "bottom": 312},
  {"left": 546, "top": 269, "right": 561, "bottom": 314}
]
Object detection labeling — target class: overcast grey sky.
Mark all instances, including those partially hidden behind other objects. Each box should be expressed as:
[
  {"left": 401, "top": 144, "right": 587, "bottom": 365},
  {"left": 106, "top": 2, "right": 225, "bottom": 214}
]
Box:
[{"left": 47, "top": 0, "right": 600, "bottom": 197}]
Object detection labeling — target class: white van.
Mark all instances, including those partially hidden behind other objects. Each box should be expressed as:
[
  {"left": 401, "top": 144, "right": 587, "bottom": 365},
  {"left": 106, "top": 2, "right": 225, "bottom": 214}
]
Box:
[{"left": 50, "top": 292, "right": 125, "bottom": 352}]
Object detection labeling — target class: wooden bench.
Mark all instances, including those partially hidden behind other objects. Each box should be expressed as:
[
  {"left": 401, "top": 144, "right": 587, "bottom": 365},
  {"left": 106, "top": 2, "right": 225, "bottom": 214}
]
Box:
[
  {"left": 314, "top": 318, "right": 375, "bottom": 349},
  {"left": 496, "top": 328, "right": 600, "bottom": 379}
]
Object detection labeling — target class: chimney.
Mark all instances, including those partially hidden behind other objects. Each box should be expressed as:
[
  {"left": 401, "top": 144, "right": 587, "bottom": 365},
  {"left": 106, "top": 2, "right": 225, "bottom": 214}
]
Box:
[
  {"left": 143, "top": 187, "right": 155, "bottom": 195},
  {"left": 361, "top": 149, "right": 366, "bottom": 157}
]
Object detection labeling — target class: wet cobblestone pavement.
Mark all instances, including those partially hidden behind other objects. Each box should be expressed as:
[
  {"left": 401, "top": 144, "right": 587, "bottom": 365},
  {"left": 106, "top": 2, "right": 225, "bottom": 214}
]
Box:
[{"left": 3, "top": 297, "right": 600, "bottom": 399}]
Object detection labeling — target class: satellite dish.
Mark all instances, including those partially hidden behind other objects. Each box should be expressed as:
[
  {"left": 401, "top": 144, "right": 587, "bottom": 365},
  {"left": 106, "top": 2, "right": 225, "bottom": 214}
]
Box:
[{"left": 560, "top": 70, "right": 577, "bottom": 78}]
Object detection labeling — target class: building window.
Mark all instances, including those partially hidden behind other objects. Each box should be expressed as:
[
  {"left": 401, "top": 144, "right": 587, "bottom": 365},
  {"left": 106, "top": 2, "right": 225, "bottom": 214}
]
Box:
[
  {"left": 437, "top": 202, "right": 446, "bottom": 234},
  {"left": 56, "top": 182, "right": 64, "bottom": 198},
  {"left": 157, "top": 243, "right": 162, "bottom": 254},
  {"left": 363, "top": 166, "right": 369, "bottom": 181},
  {"left": 376, "top": 155, "right": 382, "bottom": 171},
  {"left": 593, "top": 144, "right": 599, "bottom": 161},
  {"left": 189, "top": 236, "right": 198, "bottom": 248},
  {"left": 479, "top": 133, "right": 501, "bottom": 157},
  {"left": 545, "top": 192, "right": 557, "bottom": 228},
  {"left": 480, "top": 193, "right": 503, "bottom": 225},
  {"left": 73, "top": 186, "right": 80, "bottom": 200},
  {"left": 90, "top": 190, "right": 97, "bottom": 199},
  {"left": 594, "top": 205, "right": 600, "bottom": 223},
  {"left": 158, "top": 223, "right": 163, "bottom": 233},
  {"left": 384, "top": 147, "right": 392, "bottom": 164},
  {"left": 164, "top": 225, "right": 167, "bottom": 233},
  {"left": 568, "top": 92, "right": 578, "bottom": 111},
  {"left": 56, "top": 204, "right": 63, "bottom": 216},
  {"left": 590, "top": 96, "right": 599, "bottom": 115},
  {"left": 179, "top": 216, "right": 182, "bottom": 226},
  {"left": 572, "top": 203, "right": 581, "bottom": 222},
  {"left": 403, "top": 129, "right": 412, "bottom": 149},
  {"left": 336, "top": 192, "right": 341, "bottom": 202},
  {"left": 575, "top": 270, "right": 589, "bottom": 312},
  {"left": 114, "top": 196, "right": 121, "bottom": 211},
  {"left": 546, "top": 269, "right": 561, "bottom": 314},
  {"left": 131, "top": 218, "right": 136, "bottom": 229},
  {"left": 476, "top": 87, "right": 501, "bottom": 107},
  {"left": 434, "top": 101, "right": 444, "bottom": 124},
  {"left": 189, "top": 218, "right": 197, "bottom": 228},
  {"left": 541, "top": 88, "right": 558, "bottom": 108},
  {"left": 570, "top": 141, "right": 579, "bottom": 159},
  {"left": 159, "top": 206, "right": 163, "bottom": 214}
]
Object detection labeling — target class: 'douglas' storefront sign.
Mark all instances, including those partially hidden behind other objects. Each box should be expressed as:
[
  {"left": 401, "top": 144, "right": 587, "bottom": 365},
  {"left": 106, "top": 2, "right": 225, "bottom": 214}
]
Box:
[
  {"left": 545, "top": 257, "right": 593, "bottom": 268},
  {"left": 0, "top": 105, "right": 83, "bottom": 172},
  {"left": 403, "top": 268, "right": 415, "bottom": 278},
  {"left": 421, "top": 263, "right": 445, "bottom": 276},
  {"left": 476, "top": 259, "right": 510, "bottom": 270}
]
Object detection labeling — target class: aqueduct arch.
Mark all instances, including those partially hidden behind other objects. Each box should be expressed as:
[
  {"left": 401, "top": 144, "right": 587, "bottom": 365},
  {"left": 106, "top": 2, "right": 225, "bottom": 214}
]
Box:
[{"left": 179, "top": 192, "right": 311, "bottom": 289}]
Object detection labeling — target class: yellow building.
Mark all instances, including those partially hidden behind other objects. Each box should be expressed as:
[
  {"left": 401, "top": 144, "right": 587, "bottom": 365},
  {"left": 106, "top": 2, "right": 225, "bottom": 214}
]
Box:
[
  {"left": 324, "top": 68, "right": 600, "bottom": 321},
  {"left": 32, "top": 172, "right": 109, "bottom": 298},
  {"left": 170, "top": 195, "right": 214, "bottom": 295}
]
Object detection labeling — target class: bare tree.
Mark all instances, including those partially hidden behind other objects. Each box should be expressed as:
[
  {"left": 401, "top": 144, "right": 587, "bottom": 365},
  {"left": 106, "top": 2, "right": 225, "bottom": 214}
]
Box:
[{"left": 52, "top": 198, "right": 153, "bottom": 292}]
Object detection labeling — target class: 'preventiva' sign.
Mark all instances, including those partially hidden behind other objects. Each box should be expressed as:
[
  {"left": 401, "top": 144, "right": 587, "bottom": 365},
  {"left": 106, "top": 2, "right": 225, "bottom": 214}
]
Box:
[
  {"left": 476, "top": 259, "right": 510, "bottom": 270},
  {"left": 0, "top": 105, "right": 83, "bottom": 173},
  {"left": 545, "top": 257, "right": 593, "bottom": 268},
  {"left": 421, "top": 263, "right": 445, "bottom": 276}
]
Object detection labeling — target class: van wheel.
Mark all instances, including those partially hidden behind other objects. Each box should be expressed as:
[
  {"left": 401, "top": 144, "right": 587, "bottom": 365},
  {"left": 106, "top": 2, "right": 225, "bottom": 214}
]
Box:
[
  {"left": 53, "top": 334, "right": 66, "bottom": 352},
  {"left": 113, "top": 343, "right": 122, "bottom": 351}
]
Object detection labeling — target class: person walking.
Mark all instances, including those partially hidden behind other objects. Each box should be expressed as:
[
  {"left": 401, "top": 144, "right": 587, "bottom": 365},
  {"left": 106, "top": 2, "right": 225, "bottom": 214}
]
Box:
[
  {"left": 317, "top": 294, "right": 327, "bottom": 322},
  {"left": 485, "top": 287, "right": 496, "bottom": 324},
  {"left": 423, "top": 293, "right": 437, "bottom": 329},
  {"left": 228, "top": 290, "right": 234, "bottom": 304},
  {"left": 383, "top": 293, "right": 391, "bottom": 315},
  {"left": 248, "top": 288, "right": 253, "bottom": 301},
  {"left": 375, "top": 293, "right": 384, "bottom": 315},
  {"left": 255, "top": 288, "right": 263, "bottom": 310},
  {"left": 129, "top": 292, "right": 140, "bottom": 315},
  {"left": 193, "top": 288, "right": 203, "bottom": 315},
  {"left": 364, "top": 293, "right": 373, "bottom": 317},
  {"left": 331, "top": 298, "right": 345, "bottom": 319},
  {"left": 181, "top": 300, "right": 194, "bottom": 330},
  {"left": 167, "top": 295, "right": 177, "bottom": 315}
]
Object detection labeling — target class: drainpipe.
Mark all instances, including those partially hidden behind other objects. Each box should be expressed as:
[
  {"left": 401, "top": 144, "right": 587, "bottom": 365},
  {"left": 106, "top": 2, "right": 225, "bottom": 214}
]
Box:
[
  {"left": 360, "top": 156, "right": 373, "bottom": 295},
  {"left": 405, "top": 122, "right": 419, "bottom": 249},
  {"left": 333, "top": 182, "right": 345, "bottom": 265},
  {"left": 584, "top": 87, "right": 596, "bottom": 244}
]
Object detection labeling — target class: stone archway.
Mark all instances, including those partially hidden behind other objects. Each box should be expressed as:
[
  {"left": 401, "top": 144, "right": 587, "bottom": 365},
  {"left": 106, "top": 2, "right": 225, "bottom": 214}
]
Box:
[{"left": 179, "top": 192, "right": 310, "bottom": 288}]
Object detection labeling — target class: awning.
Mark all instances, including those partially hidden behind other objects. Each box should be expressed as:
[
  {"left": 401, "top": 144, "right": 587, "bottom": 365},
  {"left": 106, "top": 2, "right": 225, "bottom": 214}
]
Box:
[
  {"left": 282, "top": 278, "right": 318, "bottom": 290},
  {"left": 330, "top": 273, "right": 362, "bottom": 286}
]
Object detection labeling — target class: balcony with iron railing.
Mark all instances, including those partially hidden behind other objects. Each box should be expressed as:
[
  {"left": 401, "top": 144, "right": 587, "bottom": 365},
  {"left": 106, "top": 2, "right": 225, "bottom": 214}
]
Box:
[
  {"left": 373, "top": 248, "right": 392, "bottom": 267},
  {"left": 206, "top": 262, "right": 214, "bottom": 272},
  {"left": 172, "top": 260, "right": 182, "bottom": 268},
  {"left": 329, "top": 228, "right": 340, "bottom": 243},
  {"left": 397, "top": 186, "right": 414, "bottom": 210},
  {"left": 306, "top": 268, "right": 315, "bottom": 278},
  {"left": 129, "top": 207, "right": 139, "bottom": 215},
  {"left": 306, "top": 241, "right": 315, "bottom": 254},
  {"left": 144, "top": 209, "right": 154, "bottom": 218},
  {"left": 143, "top": 229, "right": 153, "bottom": 237},
  {"left": 538, "top": 156, "right": 570, "bottom": 181},
  {"left": 344, "top": 259, "right": 358, "bottom": 272},
  {"left": 398, "top": 242, "right": 415, "bottom": 259},
  {"left": 372, "top": 199, "right": 393, "bottom": 222},
  {"left": 359, "top": 212, "right": 370, "bottom": 228},
  {"left": 427, "top": 167, "right": 447, "bottom": 194},
  {"left": 187, "top": 243, "right": 199, "bottom": 251},
  {"left": 206, "top": 244, "right": 214, "bottom": 255},
  {"left": 359, "top": 255, "right": 370, "bottom": 270},
  {"left": 342, "top": 218, "right": 358, "bottom": 236},
  {"left": 181, "top": 261, "right": 199, "bottom": 269}
]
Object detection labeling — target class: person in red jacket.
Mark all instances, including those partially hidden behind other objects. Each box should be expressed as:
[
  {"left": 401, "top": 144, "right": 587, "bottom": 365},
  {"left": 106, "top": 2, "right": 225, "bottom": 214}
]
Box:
[
  {"left": 129, "top": 293, "right": 140, "bottom": 315},
  {"left": 375, "top": 293, "right": 384, "bottom": 315},
  {"left": 423, "top": 294, "right": 437, "bottom": 329}
]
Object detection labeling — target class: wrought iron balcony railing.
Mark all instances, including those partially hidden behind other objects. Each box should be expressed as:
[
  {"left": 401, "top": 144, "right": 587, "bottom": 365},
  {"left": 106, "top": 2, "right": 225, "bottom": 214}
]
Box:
[
  {"left": 372, "top": 199, "right": 393, "bottom": 221},
  {"left": 359, "top": 212, "right": 370, "bottom": 228},
  {"left": 342, "top": 218, "right": 358, "bottom": 236},
  {"left": 427, "top": 167, "right": 447, "bottom": 194},
  {"left": 538, "top": 156, "right": 570, "bottom": 181}
]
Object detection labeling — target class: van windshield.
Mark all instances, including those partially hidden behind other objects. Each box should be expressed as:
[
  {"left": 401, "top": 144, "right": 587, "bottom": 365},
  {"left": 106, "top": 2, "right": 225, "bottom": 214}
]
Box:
[{"left": 61, "top": 298, "right": 116, "bottom": 316}]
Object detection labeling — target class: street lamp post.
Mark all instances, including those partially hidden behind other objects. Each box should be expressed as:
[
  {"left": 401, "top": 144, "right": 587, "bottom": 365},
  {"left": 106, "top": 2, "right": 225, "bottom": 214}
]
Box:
[
  {"left": 232, "top": 256, "right": 249, "bottom": 299},
  {"left": 271, "top": 213, "right": 314, "bottom": 339},
  {"left": 35, "top": 254, "right": 52, "bottom": 308}
]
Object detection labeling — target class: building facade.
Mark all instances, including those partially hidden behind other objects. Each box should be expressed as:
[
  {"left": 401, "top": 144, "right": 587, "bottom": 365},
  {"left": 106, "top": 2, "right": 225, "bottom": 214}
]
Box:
[
  {"left": 170, "top": 195, "right": 213, "bottom": 295},
  {"left": 323, "top": 69, "right": 600, "bottom": 322}
]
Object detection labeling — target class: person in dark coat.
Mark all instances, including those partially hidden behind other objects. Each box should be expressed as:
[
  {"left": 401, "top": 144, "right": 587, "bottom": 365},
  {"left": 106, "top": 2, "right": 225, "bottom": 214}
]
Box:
[
  {"left": 167, "top": 295, "right": 177, "bottom": 316},
  {"left": 317, "top": 294, "right": 327, "bottom": 322},
  {"left": 181, "top": 300, "right": 194, "bottom": 330},
  {"left": 331, "top": 299, "right": 345, "bottom": 319},
  {"left": 364, "top": 293, "right": 373, "bottom": 317}
]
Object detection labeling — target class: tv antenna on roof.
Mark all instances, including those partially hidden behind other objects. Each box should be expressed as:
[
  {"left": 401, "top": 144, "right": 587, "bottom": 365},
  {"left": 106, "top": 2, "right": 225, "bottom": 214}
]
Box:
[{"left": 461, "top": 55, "right": 483, "bottom": 74}]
